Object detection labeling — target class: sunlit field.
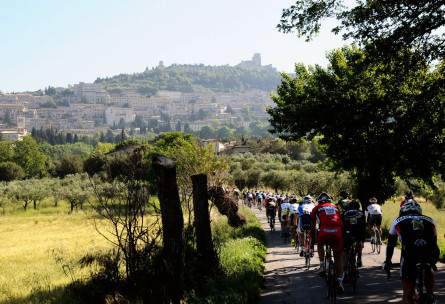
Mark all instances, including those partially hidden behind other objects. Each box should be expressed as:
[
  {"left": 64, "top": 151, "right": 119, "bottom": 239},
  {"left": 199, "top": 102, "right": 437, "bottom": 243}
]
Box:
[{"left": 0, "top": 200, "right": 115, "bottom": 303}]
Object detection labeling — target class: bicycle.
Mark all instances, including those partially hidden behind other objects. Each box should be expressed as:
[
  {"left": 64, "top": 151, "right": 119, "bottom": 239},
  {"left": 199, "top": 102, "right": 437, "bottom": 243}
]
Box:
[
  {"left": 370, "top": 223, "right": 381, "bottom": 254},
  {"left": 344, "top": 238, "right": 360, "bottom": 293},
  {"left": 324, "top": 239, "right": 337, "bottom": 303},
  {"left": 303, "top": 229, "right": 312, "bottom": 269},
  {"left": 383, "top": 262, "right": 434, "bottom": 304},
  {"left": 267, "top": 210, "right": 275, "bottom": 231},
  {"left": 283, "top": 220, "right": 290, "bottom": 244}
]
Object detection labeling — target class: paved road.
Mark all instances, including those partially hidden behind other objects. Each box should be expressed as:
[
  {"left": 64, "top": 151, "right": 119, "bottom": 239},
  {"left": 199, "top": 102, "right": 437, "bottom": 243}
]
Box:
[{"left": 245, "top": 205, "right": 445, "bottom": 304}]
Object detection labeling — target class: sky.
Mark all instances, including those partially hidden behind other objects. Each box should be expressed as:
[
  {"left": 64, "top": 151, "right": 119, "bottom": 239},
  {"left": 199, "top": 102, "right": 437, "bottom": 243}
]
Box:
[{"left": 0, "top": 0, "right": 347, "bottom": 93}]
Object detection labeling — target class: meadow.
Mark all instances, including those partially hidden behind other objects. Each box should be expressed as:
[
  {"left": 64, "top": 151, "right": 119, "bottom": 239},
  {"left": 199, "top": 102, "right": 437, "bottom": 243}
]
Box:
[{"left": 0, "top": 197, "right": 266, "bottom": 304}]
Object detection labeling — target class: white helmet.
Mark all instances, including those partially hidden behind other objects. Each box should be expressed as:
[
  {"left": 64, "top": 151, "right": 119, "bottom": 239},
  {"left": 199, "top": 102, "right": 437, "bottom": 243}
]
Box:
[
  {"left": 400, "top": 200, "right": 422, "bottom": 215},
  {"left": 303, "top": 195, "right": 313, "bottom": 204}
]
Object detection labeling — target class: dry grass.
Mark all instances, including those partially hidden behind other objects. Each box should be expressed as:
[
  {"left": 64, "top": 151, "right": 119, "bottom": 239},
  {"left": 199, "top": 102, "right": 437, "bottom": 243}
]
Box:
[{"left": 0, "top": 206, "right": 114, "bottom": 302}]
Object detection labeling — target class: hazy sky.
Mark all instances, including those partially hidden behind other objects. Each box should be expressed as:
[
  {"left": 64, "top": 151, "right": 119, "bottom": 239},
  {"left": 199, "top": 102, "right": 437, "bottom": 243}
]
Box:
[{"left": 0, "top": 0, "right": 346, "bottom": 93}]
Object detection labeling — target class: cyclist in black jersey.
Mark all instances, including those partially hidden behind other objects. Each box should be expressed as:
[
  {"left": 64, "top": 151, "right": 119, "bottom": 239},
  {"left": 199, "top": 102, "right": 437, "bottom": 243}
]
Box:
[{"left": 384, "top": 200, "right": 440, "bottom": 304}]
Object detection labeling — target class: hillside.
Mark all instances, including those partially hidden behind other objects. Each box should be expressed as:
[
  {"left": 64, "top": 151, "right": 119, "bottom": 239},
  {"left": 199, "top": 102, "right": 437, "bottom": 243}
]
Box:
[{"left": 94, "top": 64, "right": 282, "bottom": 96}]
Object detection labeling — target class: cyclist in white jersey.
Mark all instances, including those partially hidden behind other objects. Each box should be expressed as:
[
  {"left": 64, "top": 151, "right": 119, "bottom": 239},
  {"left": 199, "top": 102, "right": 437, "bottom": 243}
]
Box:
[
  {"left": 279, "top": 198, "right": 291, "bottom": 236},
  {"left": 365, "top": 197, "right": 383, "bottom": 244},
  {"left": 289, "top": 197, "right": 300, "bottom": 246}
]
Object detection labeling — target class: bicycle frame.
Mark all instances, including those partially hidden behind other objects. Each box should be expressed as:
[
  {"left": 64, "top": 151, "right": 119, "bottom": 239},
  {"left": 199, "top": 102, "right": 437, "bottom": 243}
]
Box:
[{"left": 324, "top": 240, "right": 337, "bottom": 303}]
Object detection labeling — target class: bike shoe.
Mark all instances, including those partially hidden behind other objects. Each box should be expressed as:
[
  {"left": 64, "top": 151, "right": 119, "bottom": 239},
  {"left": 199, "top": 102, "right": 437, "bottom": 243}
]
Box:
[
  {"left": 300, "top": 248, "right": 304, "bottom": 257},
  {"left": 318, "top": 267, "right": 326, "bottom": 277},
  {"left": 336, "top": 281, "right": 344, "bottom": 295}
]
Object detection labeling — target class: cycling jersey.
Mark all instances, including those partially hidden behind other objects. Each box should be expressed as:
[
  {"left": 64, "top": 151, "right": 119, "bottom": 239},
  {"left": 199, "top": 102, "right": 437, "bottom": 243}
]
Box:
[
  {"left": 280, "top": 201, "right": 291, "bottom": 221},
  {"left": 298, "top": 202, "right": 315, "bottom": 232},
  {"left": 311, "top": 202, "right": 343, "bottom": 256},
  {"left": 367, "top": 203, "right": 382, "bottom": 215},
  {"left": 342, "top": 209, "right": 366, "bottom": 243},
  {"left": 335, "top": 199, "right": 350, "bottom": 214},
  {"left": 389, "top": 214, "right": 440, "bottom": 282}
]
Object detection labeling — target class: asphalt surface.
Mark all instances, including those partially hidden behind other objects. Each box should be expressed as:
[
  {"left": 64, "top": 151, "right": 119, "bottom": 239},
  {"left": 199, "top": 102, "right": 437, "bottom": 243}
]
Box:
[{"left": 244, "top": 204, "right": 445, "bottom": 304}]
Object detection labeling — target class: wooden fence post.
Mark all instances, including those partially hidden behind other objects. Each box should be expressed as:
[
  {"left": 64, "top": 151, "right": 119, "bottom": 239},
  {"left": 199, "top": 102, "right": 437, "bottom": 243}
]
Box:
[
  {"left": 191, "top": 174, "right": 218, "bottom": 270},
  {"left": 152, "top": 154, "right": 184, "bottom": 304}
]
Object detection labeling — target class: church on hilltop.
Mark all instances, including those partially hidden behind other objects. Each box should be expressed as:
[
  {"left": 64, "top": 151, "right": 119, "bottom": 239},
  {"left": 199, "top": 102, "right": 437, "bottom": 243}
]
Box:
[{"left": 236, "top": 53, "right": 276, "bottom": 71}]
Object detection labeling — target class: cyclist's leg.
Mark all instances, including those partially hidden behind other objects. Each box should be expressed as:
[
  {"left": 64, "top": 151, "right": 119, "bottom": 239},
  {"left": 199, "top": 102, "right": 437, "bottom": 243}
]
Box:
[
  {"left": 401, "top": 258, "right": 417, "bottom": 304},
  {"left": 424, "top": 266, "right": 435, "bottom": 295}
]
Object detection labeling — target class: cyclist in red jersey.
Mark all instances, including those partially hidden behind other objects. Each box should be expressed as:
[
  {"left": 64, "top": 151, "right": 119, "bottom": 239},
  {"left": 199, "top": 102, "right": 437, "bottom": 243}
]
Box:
[
  {"left": 311, "top": 192, "right": 344, "bottom": 294},
  {"left": 400, "top": 190, "right": 414, "bottom": 207}
]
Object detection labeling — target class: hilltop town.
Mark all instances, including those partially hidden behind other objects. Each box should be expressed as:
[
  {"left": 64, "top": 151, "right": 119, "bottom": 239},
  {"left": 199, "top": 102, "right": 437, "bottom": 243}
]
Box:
[{"left": 0, "top": 54, "right": 278, "bottom": 141}]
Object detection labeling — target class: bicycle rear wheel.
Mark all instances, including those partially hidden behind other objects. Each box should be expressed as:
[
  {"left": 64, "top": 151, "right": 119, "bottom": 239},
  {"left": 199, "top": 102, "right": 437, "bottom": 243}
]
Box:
[
  {"left": 305, "top": 232, "right": 311, "bottom": 269},
  {"left": 376, "top": 233, "right": 381, "bottom": 254},
  {"left": 370, "top": 232, "right": 376, "bottom": 253},
  {"left": 327, "top": 261, "right": 337, "bottom": 303}
]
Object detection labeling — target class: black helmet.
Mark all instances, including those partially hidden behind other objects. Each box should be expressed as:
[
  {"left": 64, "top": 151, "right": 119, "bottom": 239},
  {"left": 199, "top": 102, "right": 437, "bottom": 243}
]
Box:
[
  {"left": 348, "top": 200, "right": 361, "bottom": 210},
  {"left": 404, "top": 190, "right": 414, "bottom": 200},
  {"left": 400, "top": 200, "right": 422, "bottom": 216},
  {"left": 316, "top": 192, "right": 333, "bottom": 204},
  {"left": 339, "top": 191, "right": 349, "bottom": 199}
]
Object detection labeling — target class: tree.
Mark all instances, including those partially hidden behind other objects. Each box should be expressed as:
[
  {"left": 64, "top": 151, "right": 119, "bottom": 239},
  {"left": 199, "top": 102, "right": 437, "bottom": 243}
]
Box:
[
  {"left": 278, "top": 0, "right": 445, "bottom": 61},
  {"left": 13, "top": 136, "right": 47, "bottom": 178},
  {"left": 268, "top": 46, "right": 445, "bottom": 205},
  {"left": 199, "top": 126, "right": 215, "bottom": 139},
  {"left": 54, "top": 155, "right": 84, "bottom": 178},
  {"left": 0, "top": 162, "right": 25, "bottom": 181}
]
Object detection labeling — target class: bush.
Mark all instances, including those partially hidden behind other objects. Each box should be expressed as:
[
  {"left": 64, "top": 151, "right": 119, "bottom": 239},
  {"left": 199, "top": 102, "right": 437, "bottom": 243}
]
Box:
[{"left": 0, "top": 162, "right": 25, "bottom": 181}]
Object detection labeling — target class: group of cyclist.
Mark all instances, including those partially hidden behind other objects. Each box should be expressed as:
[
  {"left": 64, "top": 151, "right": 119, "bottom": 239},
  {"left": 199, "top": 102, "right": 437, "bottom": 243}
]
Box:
[{"left": 238, "top": 189, "right": 439, "bottom": 303}]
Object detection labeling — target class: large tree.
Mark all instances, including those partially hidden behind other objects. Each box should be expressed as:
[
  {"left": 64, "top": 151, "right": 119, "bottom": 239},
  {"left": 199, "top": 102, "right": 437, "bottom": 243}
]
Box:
[
  {"left": 278, "top": 0, "right": 445, "bottom": 61},
  {"left": 267, "top": 46, "right": 445, "bottom": 204}
]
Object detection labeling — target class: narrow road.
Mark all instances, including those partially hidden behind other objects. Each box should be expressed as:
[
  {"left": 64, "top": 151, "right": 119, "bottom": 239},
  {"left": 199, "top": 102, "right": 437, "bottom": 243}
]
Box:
[{"left": 245, "top": 205, "right": 445, "bottom": 304}]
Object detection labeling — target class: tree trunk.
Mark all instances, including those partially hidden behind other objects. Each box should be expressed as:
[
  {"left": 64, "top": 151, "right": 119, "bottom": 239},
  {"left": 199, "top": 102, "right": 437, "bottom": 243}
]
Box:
[
  {"left": 192, "top": 174, "right": 218, "bottom": 271},
  {"left": 208, "top": 186, "right": 247, "bottom": 227},
  {"left": 152, "top": 154, "right": 184, "bottom": 304}
]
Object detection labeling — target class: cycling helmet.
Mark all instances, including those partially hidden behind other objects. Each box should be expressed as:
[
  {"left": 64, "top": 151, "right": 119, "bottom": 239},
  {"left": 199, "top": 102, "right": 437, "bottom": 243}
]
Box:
[
  {"left": 400, "top": 200, "right": 422, "bottom": 215},
  {"left": 290, "top": 198, "right": 298, "bottom": 204},
  {"left": 348, "top": 200, "right": 361, "bottom": 210},
  {"left": 316, "top": 192, "right": 333, "bottom": 203},
  {"left": 303, "top": 195, "right": 313, "bottom": 204},
  {"left": 404, "top": 190, "right": 414, "bottom": 200},
  {"left": 339, "top": 191, "right": 349, "bottom": 200},
  {"left": 369, "top": 197, "right": 377, "bottom": 204}
]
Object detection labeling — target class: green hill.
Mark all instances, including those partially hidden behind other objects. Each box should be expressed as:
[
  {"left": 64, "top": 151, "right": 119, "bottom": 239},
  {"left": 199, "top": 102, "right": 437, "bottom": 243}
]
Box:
[{"left": 94, "top": 64, "right": 282, "bottom": 96}]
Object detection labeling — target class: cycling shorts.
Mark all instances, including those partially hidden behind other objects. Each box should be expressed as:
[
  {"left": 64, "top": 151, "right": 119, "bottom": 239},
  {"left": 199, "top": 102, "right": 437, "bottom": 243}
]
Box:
[
  {"left": 368, "top": 214, "right": 382, "bottom": 227},
  {"left": 317, "top": 226, "right": 343, "bottom": 257},
  {"left": 281, "top": 214, "right": 288, "bottom": 222},
  {"left": 289, "top": 214, "right": 298, "bottom": 228},
  {"left": 400, "top": 256, "right": 437, "bottom": 283},
  {"left": 298, "top": 215, "right": 312, "bottom": 233}
]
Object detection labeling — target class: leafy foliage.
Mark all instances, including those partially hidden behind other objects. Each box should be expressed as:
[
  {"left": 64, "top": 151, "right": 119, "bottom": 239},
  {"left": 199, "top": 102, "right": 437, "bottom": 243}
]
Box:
[{"left": 268, "top": 46, "right": 445, "bottom": 203}]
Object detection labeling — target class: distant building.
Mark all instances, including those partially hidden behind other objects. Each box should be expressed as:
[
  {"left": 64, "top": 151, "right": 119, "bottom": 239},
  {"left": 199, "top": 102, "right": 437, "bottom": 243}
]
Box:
[
  {"left": 236, "top": 53, "right": 276, "bottom": 71},
  {"left": 202, "top": 139, "right": 225, "bottom": 152},
  {"left": 0, "top": 116, "right": 27, "bottom": 141}
]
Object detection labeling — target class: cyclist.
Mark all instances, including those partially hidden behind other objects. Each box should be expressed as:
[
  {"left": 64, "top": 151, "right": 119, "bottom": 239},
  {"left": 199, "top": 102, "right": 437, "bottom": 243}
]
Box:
[
  {"left": 265, "top": 196, "right": 277, "bottom": 224},
  {"left": 279, "top": 195, "right": 291, "bottom": 237},
  {"left": 257, "top": 192, "right": 262, "bottom": 208},
  {"left": 311, "top": 192, "right": 344, "bottom": 294},
  {"left": 247, "top": 191, "right": 253, "bottom": 206},
  {"left": 384, "top": 200, "right": 440, "bottom": 304},
  {"left": 335, "top": 190, "right": 351, "bottom": 215},
  {"left": 289, "top": 197, "right": 300, "bottom": 246},
  {"left": 342, "top": 200, "right": 366, "bottom": 268},
  {"left": 400, "top": 190, "right": 414, "bottom": 207},
  {"left": 297, "top": 195, "right": 315, "bottom": 256},
  {"left": 366, "top": 197, "right": 383, "bottom": 245}
]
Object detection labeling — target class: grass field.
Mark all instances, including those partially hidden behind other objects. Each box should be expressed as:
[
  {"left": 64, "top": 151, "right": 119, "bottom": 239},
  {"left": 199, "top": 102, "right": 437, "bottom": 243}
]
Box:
[{"left": 0, "top": 201, "right": 114, "bottom": 303}]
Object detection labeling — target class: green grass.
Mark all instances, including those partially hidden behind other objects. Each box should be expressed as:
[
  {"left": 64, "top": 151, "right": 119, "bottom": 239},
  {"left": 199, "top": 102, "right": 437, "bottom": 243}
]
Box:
[{"left": 185, "top": 206, "right": 266, "bottom": 304}]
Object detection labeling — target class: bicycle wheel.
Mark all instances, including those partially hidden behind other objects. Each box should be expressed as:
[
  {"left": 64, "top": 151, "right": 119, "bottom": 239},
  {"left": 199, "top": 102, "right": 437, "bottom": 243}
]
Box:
[
  {"left": 328, "top": 261, "right": 337, "bottom": 303},
  {"left": 349, "top": 256, "right": 357, "bottom": 293},
  {"left": 370, "top": 232, "right": 376, "bottom": 253},
  {"left": 376, "top": 233, "right": 381, "bottom": 254}
]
